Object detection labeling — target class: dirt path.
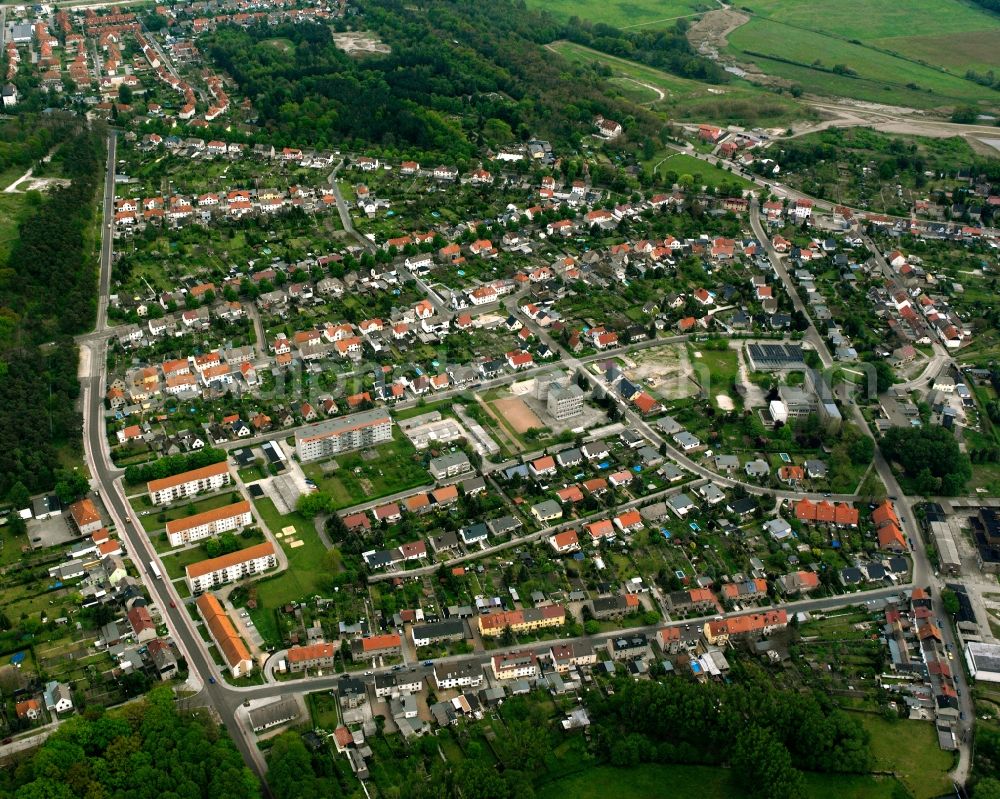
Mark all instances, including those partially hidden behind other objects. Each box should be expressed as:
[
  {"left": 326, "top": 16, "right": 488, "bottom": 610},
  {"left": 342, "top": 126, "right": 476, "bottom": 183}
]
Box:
[
  {"left": 4, "top": 168, "right": 33, "bottom": 193},
  {"left": 620, "top": 76, "right": 666, "bottom": 102}
]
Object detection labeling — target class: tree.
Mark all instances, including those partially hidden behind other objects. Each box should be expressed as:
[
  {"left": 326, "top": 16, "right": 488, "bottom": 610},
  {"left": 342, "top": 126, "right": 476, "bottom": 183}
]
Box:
[
  {"left": 881, "top": 426, "right": 971, "bottom": 495},
  {"left": 8, "top": 480, "right": 30, "bottom": 509},
  {"left": 941, "top": 588, "right": 960, "bottom": 616},
  {"left": 54, "top": 470, "right": 90, "bottom": 505},
  {"left": 118, "top": 85, "right": 133, "bottom": 105},
  {"left": 730, "top": 726, "right": 805, "bottom": 799}
]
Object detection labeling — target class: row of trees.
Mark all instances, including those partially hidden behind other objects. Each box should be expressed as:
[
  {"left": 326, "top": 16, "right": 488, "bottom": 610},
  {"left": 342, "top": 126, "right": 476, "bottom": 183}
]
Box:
[{"left": 123, "top": 447, "right": 228, "bottom": 485}]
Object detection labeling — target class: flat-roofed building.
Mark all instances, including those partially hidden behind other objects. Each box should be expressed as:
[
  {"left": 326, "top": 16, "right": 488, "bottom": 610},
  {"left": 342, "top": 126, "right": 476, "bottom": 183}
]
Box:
[
  {"left": 295, "top": 410, "right": 394, "bottom": 462},
  {"left": 547, "top": 383, "right": 584, "bottom": 420}
]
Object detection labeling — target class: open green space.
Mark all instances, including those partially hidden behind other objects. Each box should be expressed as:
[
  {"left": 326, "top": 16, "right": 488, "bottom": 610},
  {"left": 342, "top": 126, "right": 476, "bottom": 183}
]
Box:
[
  {"left": 135, "top": 490, "right": 244, "bottom": 532},
  {"left": 549, "top": 39, "right": 812, "bottom": 125},
  {"left": 536, "top": 763, "right": 900, "bottom": 799},
  {"left": 727, "top": 12, "right": 999, "bottom": 109},
  {"left": 250, "top": 497, "right": 332, "bottom": 608},
  {"left": 645, "top": 151, "right": 752, "bottom": 189},
  {"left": 526, "top": 0, "right": 707, "bottom": 28},
  {"left": 300, "top": 429, "right": 431, "bottom": 510},
  {"left": 856, "top": 713, "right": 955, "bottom": 799},
  {"left": 690, "top": 344, "right": 738, "bottom": 405},
  {"left": 0, "top": 193, "right": 29, "bottom": 264}
]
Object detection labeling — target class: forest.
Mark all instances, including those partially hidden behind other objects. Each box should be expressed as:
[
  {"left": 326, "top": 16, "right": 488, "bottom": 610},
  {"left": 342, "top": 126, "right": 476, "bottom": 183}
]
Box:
[
  {"left": 0, "top": 120, "right": 104, "bottom": 500},
  {"left": 0, "top": 688, "right": 259, "bottom": 799},
  {"left": 202, "top": 0, "right": 667, "bottom": 163}
]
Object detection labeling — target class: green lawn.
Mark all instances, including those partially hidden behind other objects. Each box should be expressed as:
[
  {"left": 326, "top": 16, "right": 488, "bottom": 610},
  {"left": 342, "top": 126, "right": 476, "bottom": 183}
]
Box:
[
  {"left": 300, "top": 429, "right": 431, "bottom": 510},
  {"left": 537, "top": 764, "right": 900, "bottom": 799},
  {"left": 250, "top": 497, "right": 333, "bottom": 608},
  {"left": 690, "top": 344, "right": 738, "bottom": 405},
  {"left": 856, "top": 714, "right": 955, "bottom": 799},
  {"left": 645, "top": 152, "right": 751, "bottom": 190},
  {"left": 525, "top": 0, "right": 706, "bottom": 27}
]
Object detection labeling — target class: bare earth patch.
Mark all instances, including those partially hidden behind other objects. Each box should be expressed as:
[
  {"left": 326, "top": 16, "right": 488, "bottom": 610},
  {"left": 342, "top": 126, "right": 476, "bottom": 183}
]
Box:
[
  {"left": 492, "top": 396, "right": 544, "bottom": 434},
  {"left": 332, "top": 30, "right": 391, "bottom": 56},
  {"left": 628, "top": 344, "right": 699, "bottom": 400}
]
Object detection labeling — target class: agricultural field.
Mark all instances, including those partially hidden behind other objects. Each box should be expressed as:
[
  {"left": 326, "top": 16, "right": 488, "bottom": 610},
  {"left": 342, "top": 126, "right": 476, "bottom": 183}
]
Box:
[
  {"left": 550, "top": 40, "right": 813, "bottom": 126},
  {"left": 740, "top": 0, "right": 1000, "bottom": 76},
  {"left": 726, "top": 7, "right": 1000, "bottom": 110},
  {"left": 526, "top": 0, "right": 709, "bottom": 28}
]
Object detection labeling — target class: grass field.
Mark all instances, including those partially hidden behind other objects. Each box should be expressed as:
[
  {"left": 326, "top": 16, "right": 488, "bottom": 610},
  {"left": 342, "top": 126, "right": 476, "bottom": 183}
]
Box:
[
  {"left": 645, "top": 151, "right": 751, "bottom": 189},
  {"left": 856, "top": 714, "right": 955, "bottom": 799},
  {"left": 0, "top": 193, "right": 28, "bottom": 264},
  {"left": 526, "top": 0, "right": 708, "bottom": 28},
  {"left": 537, "top": 764, "right": 901, "bottom": 799},
  {"left": 549, "top": 40, "right": 813, "bottom": 125},
  {"left": 727, "top": 5, "right": 1000, "bottom": 109},
  {"left": 250, "top": 496, "right": 333, "bottom": 608}
]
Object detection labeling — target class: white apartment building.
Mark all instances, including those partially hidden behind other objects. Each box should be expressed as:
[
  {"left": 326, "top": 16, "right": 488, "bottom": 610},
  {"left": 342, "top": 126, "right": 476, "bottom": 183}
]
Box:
[
  {"left": 148, "top": 461, "right": 231, "bottom": 505},
  {"left": 165, "top": 500, "right": 253, "bottom": 547},
  {"left": 186, "top": 542, "right": 277, "bottom": 593},
  {"left": 295, "top": 409, "right": 393, "bottom": 462}
]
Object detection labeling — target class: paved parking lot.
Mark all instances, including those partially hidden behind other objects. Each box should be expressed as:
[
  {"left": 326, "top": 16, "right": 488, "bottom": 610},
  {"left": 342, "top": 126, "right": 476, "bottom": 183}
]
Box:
[{"left": 28, "top": 514, "right": 76, "bottom": 549}]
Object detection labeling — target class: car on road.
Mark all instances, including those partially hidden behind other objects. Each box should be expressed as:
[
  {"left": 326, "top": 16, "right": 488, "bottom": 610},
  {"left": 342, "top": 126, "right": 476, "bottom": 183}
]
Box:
[
  {"left": 364, "top": 670, "right": 373, "bottom": 676},
  {"left": 423, "top": 660, "right": 434, "bottom": 666},
  {"left": 209, "top": 677, "right": 216, "bottom": 684},
  {"left": 2, "top": 738, "right": 12, "bottom": 745},
  {"left": 169, "top": 600, "right": 176, "bottom": 608}
]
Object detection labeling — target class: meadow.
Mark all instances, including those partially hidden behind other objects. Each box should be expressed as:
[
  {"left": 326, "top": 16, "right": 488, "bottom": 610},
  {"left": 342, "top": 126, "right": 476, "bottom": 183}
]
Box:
[
  {"left": 727, "top": 0, "right": 1000, "bottom": 109},
  {"left": 527, "top": 0, "right": 710, "bottom": 28},
  {"left": 550, "top": 40, "right": 812, "bottom": 125}
]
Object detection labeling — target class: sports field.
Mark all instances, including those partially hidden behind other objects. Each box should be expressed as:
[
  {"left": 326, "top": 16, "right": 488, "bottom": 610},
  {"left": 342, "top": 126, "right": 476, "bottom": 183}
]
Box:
[
  {"left": 728, "top": 0, "right": 1000, "bottom": 107},
  {"left": 527, "top": 0, "right": 708, "bottom": 28}
]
